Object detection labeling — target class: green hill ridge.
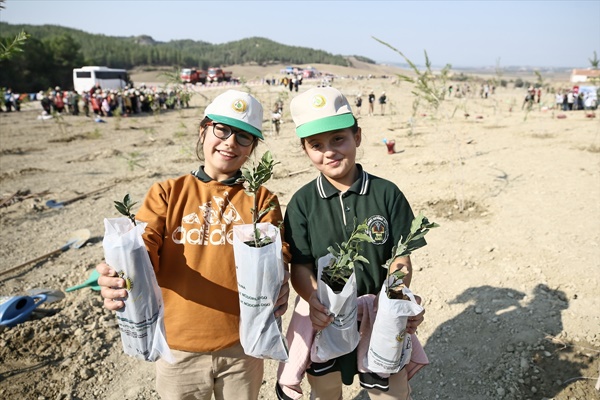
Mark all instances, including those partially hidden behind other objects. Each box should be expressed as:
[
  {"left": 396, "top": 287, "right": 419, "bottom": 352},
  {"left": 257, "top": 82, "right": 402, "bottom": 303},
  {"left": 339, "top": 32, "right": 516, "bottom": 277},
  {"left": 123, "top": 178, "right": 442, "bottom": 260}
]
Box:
[{"left": 0, "top": 22, "right": 378, "bottom": 91}]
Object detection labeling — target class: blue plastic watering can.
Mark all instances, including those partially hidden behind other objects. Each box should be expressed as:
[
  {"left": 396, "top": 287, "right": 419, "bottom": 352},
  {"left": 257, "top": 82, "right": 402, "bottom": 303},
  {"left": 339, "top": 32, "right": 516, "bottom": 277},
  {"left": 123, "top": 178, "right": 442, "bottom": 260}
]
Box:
[{"left": 0, "top": 294, "right": 48, "bottom": 327}]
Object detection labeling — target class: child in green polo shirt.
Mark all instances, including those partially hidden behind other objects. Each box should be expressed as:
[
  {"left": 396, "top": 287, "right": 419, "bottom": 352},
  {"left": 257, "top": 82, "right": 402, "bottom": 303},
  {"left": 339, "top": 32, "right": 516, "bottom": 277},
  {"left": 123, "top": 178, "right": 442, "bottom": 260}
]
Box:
[{"left": 283, "top": 87, "right": 425, "bottom": 400}]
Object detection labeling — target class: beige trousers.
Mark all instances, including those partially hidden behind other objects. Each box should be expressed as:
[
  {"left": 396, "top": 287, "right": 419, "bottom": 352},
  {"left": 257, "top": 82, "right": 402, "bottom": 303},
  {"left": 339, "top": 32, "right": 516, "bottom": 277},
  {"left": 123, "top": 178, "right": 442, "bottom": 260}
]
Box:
[{"left": 155, "top": 343, "right": 263, "bottom": 400}]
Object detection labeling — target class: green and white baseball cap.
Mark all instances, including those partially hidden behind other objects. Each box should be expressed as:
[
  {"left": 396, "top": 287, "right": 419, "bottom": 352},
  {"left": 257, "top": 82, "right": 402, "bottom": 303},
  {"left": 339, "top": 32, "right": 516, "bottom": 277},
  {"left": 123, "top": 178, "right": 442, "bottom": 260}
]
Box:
[
  {"left": 204, "top": 90, "right": 264, "bottom": 139},
  {"left": 290, "top": 87, "right": 355, "bottom": 138}
]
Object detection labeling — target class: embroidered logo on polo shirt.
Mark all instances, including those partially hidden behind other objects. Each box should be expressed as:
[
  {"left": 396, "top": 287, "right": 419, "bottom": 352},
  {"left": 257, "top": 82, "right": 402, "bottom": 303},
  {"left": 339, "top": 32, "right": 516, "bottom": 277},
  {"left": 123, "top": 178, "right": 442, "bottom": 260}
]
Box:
[{"left": 366, "top": 215, "right": 388, "bottom": 245}]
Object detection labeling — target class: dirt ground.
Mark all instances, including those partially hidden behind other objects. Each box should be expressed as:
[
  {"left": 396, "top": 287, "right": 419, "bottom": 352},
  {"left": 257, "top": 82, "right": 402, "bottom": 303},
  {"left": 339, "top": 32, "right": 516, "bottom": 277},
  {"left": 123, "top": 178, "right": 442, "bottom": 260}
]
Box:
[{"left": 0, "top": 62, "right": 599, "bottom": 400}]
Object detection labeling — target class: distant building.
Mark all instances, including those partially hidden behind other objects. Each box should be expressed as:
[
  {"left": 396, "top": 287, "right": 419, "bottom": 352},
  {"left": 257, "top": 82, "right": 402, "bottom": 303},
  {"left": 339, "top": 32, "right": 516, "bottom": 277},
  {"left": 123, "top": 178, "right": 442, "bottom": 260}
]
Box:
[{"left": 570, "top": 69, "right": 600, "bottom": 83}]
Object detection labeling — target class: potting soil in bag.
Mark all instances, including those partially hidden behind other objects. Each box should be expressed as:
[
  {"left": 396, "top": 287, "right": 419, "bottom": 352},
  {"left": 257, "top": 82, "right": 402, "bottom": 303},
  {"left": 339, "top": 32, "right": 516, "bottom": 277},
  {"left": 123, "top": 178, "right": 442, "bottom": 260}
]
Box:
[
  {"left": 233, "top": 222, "right": 288, "bottom": 362},
  {"left": 366, "top": 282, "right": 422, "bottom": 374},
  {"left": 102, "top": 217, "right": 174, "bottom": 363},
  {"left": 311, "top": 253, "right": 360, "bottom": 363}
]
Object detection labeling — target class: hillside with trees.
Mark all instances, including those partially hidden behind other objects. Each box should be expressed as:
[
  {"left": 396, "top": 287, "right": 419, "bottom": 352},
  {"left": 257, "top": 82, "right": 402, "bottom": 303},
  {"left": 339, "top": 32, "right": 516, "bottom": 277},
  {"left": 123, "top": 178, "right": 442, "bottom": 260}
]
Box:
[{"left": 0, "top": 22, "right": 376, "bottom": 92}]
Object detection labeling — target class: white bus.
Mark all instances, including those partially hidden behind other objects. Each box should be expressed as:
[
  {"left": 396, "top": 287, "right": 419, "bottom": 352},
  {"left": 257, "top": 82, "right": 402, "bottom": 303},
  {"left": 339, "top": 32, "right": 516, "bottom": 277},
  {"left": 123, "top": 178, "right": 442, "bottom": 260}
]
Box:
[{"left": 73, "top": 66, "right": 130, "bottom": 94}]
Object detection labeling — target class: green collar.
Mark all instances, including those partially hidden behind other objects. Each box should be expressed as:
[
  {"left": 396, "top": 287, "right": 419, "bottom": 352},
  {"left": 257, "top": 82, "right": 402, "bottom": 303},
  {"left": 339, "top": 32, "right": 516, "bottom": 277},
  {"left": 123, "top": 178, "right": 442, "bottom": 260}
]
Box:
[{"left": 192, "top": 166, "right": 243, "bottom": 186}]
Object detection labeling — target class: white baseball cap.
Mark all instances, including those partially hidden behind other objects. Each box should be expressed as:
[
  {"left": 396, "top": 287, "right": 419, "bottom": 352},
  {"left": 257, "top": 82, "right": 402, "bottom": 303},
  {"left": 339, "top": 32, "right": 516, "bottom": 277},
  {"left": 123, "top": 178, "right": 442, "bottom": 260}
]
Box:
[
  {"left": 204, "top": 90, "right": 264, "bottom": 139},
  {"left": 290, "top": 87, "right": 354, "bottom": 138}
]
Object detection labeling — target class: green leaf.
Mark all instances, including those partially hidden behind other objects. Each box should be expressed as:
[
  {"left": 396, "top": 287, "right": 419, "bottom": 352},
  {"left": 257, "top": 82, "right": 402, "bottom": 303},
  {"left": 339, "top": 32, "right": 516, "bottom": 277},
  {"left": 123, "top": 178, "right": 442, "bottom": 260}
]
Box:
[
  {"left": 352, "top": 233, "right": 374, "bottom": 243},
  {"left": 390, "top": 269, "right": 406, "bottom": 280},
  {"left": 321, "top": 219, "right": 373, "bottom": 287},
  {"left": 383, "top": 213, "right": 438, "bottom": 294},
  {"left": 241, "top": 169, "right": 252, "bottom": 183},
  {"left": 114, "top": 193, "right": 138, "bottom": 226},
  {"left": 354, "top": 255, "right": 369, "bottom": 264},
  {"left": 409, "top": 230, "right": 429, "bottom": 243},
  {"left": 238, "top": 151, "right": 280, "bottom": 247}
]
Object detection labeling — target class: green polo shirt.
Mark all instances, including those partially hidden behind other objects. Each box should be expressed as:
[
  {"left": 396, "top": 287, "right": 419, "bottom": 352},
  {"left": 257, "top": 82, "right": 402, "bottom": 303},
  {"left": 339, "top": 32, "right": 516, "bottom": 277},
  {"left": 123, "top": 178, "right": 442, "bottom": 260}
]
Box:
[{"left": 284, "top": 164, "right": 420, "bottom": 296}]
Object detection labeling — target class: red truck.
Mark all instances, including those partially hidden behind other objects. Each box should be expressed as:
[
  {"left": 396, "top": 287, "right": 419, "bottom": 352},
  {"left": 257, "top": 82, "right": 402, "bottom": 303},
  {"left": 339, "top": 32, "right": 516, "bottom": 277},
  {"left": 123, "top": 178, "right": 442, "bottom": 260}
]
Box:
[
  {"left": 207, "top": 67, "right": 233, "bottom": 83},
  {"left": 180, "top": 68, "right": 207, "bottom": 85}
]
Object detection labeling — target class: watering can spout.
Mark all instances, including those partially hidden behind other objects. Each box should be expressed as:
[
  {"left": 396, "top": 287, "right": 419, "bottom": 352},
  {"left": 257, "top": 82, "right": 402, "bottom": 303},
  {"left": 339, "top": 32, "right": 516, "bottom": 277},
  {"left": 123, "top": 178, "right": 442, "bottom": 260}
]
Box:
[{"left": 66, "top": 269, "right": 101, "bottom": 292}]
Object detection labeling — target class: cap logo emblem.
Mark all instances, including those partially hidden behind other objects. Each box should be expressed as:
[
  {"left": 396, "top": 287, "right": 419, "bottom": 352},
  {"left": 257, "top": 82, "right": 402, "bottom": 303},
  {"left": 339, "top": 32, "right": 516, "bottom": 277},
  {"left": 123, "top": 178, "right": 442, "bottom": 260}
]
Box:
[
  {"left": 231, "top": 99, "right": 247, "bottom": 113},
  {"left": 311, "top": 95, "right": 327, "bottom": 108}
]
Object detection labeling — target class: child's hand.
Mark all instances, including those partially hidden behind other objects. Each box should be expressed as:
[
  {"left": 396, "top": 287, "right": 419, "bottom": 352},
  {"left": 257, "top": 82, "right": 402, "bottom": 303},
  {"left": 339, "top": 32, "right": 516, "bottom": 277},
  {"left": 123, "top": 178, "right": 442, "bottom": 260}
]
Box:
[
  {"left": 274, "top": 270, "right": 290, "bottom": 318},
  {"left": 308, "top": 291, "right": 334, "bottom": 330},
  {"left": 96, "top": 262, "right": 128, "bottom": 311},
  {"left": 405, "top": 306, "right": 425, "bottom": 334}
]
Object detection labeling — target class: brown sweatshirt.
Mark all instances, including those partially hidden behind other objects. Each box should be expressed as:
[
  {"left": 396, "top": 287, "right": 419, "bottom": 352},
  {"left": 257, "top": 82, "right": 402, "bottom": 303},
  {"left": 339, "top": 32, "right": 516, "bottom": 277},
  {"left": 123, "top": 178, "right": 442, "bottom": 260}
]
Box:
[{"left": 136, "top": 170, "right": 288, "bottom": 352}]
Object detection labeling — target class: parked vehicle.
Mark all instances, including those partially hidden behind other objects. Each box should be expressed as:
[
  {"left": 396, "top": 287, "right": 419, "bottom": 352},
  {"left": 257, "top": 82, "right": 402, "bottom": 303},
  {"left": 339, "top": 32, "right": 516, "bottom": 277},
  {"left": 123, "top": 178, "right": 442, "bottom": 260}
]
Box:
[
  {"left": 73, "top": 66, "right": 130, "bottom": 94},
  {"left": 180, "top": 68, "right": 207, "bottom": 85},
  {"left": 207, "top": 67, "right": 233, "bottom": 83}
]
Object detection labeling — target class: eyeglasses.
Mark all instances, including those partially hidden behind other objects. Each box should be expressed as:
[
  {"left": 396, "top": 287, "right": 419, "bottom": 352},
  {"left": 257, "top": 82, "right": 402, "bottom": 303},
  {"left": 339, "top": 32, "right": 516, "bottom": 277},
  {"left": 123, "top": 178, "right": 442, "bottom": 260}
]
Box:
[{"left": 209, "top": 122, "right": 255, "bottom": 147}]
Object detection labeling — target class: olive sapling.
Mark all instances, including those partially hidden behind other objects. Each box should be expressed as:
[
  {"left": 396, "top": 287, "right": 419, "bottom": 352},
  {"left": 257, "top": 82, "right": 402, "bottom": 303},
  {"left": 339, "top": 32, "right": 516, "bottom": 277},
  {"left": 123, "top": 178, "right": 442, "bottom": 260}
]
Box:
[
  {"left": 321, "top": 220, "right": 374, "bottom": 291},
  {"left": 236, "top": 150, "right": 280, "bottom": 247},
  {"left": 114, "top": 194, "right": 137, "bottom": 226},
  {"left": 383, "top": 213, "right": 439, "bottom": 299}
]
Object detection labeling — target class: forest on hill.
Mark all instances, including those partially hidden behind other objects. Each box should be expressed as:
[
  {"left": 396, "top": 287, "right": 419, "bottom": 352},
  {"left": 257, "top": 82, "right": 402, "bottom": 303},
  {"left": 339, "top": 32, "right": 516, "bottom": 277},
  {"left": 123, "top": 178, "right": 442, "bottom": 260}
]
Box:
[{"left": 0, "top": 22, "right": 376, "bottom": 92}]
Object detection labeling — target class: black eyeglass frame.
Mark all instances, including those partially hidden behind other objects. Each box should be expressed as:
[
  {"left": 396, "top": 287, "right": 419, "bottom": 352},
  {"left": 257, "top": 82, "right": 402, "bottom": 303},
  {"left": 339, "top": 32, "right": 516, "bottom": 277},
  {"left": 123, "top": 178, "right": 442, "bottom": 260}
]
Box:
[{"left": 208, "top": 122, "right": 256, "bottom": 147}]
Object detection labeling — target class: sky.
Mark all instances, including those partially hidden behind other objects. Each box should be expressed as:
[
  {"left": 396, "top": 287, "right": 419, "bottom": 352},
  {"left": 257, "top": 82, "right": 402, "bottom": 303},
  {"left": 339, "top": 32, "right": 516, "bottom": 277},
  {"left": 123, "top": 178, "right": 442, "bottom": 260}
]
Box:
[{"left": 1, "top": 0, "right": 599, "bottom": 69}]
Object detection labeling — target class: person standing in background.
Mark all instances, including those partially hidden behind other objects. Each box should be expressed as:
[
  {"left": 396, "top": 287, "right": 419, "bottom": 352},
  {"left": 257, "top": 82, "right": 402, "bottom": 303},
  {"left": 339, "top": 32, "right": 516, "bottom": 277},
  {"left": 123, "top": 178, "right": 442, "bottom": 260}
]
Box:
[
  {"left": 4, "top": 88, "right": 13, "bottom": 112},
  {"left": 378, "top": 91, "right": 387, "bottom": 115},
  {"left": 355, "top": 93, "right": 362, "bottom": 115},
  {"left": 368, "top": 90, "right": 375, "bottom": 116}
]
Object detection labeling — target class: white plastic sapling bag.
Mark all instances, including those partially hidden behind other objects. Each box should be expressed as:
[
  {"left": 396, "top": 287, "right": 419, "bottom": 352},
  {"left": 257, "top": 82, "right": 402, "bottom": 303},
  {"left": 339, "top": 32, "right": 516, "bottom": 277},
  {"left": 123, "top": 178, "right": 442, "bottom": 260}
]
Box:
[
  {"left": 311, "top": 253, "right": 360, "bottom": 363},
  {"left": 102, "top": 217, "right": 174, "bottom": 363},
  {"left": 233, "top": 222, "right": 288, "bottom": 362},
  {"left": 366, "top": 282, "right": 423, "bottom": 374}
]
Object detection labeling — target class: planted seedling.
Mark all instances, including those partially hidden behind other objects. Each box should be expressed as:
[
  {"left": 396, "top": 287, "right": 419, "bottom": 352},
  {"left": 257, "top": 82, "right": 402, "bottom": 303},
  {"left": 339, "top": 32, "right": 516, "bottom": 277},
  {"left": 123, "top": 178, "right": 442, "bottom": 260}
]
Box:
[
  {"left": 383, "top": 213, "right": 439, "bottom": 299},
  {"left": 114, "top": 194, "right": 137, "bottom": 226},
  {"left": 236, "top": 150, "right": 280, "bottom": 248},
  {"left": 121, "top": 152, "right": 144, "bottom": 172},
  {"left": 321, "top": 220, "right": 374, "bottom": 291}
]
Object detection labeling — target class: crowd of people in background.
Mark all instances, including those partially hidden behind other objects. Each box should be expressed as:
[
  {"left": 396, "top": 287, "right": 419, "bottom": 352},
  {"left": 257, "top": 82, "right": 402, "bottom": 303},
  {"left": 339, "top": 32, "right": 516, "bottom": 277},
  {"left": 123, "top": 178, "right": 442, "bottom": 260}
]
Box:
[
  {"left": 351, "top": 90, "right": 387, "bottom": 117},
  {"left": 264, "top": 73, "right": 305, "bottom": 92},
  {"left": 520, "top": 85, "right": 597, "bottom": 111},
  {"left": 448, "top": 82, "right": 597, "bottom": 113},
  {"left": 3, "top": 76, "right": 598, "bottom": 119},
  {"left": 447, "top": 83, "right": 497, "bottom": 99},
  {"left": 1, "top": 84, "right": 194, "bottom": 118},
  {"left": 553, "top": 88, "right": 597, "bottom": 111}
]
